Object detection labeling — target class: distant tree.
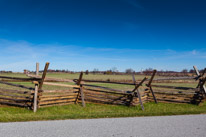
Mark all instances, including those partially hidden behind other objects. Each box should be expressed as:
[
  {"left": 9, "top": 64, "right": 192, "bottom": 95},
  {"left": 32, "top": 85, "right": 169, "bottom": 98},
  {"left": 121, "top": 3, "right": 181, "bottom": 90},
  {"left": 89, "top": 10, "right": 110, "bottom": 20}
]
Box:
[
  {"left": 145, "top": 68, "right": 153, "bottom": 71},
  {"left": 85, "top": 70, "right": 89, "bottom": 75},
  {"left": 189, "top": 69, "right": 195, "bottom": 73},
  {"left": 105, "top": 70, "right": 112, "bottom": 75},
  {"left": 93, "top": 68, "right": 99, "bottom": 74},
  {"left": 111, "top": 67, "right": 118, "bottom": 73},
  {"left": 143, "top": 68, "right": 153, "bottom": 75},
  {"left": 125, "top": 68, "right": 134, "bottom": 74},
  {"left": 181, "top": 69, "right": 188, "bottom": 73}
]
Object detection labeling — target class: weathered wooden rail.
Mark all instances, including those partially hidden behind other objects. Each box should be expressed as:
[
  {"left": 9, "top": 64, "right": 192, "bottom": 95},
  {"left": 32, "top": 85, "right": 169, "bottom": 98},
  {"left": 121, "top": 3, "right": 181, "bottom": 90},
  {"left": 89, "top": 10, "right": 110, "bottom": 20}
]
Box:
[
  {"left": 0, "top": 63, "right": 205, "bottom": 112},
  {"left": 146, "top": 66, "right": 206, "bottom": 105},
  {"left": 72, "top": 72, "right": 149, "bottom": 110},
  {"left": 0, "top": 62, "right": 49, "bottom": 112}
]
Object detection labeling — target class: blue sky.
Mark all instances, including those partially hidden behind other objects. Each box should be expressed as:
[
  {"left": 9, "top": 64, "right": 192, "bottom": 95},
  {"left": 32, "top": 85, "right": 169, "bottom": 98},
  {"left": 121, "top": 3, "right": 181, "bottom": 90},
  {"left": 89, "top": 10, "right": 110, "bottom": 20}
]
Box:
[{"left": 0, "top": 0, "right": 205, "bottom": 72}]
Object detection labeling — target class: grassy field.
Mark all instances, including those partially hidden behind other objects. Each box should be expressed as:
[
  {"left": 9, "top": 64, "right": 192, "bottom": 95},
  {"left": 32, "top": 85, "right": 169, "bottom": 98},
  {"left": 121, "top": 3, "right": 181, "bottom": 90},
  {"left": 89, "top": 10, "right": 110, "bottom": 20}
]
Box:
[
  {"left": 0, "top": 72, "right": 199, "bottom": 90},
  {"left": 0, "top": 72, "right": 159, "bottom": 80},
  {"left": 0, "top": 102, "right": 206, "bottom": 122},
  {"left": 0, "top": 72, "right": 205, "bottom": 122}
]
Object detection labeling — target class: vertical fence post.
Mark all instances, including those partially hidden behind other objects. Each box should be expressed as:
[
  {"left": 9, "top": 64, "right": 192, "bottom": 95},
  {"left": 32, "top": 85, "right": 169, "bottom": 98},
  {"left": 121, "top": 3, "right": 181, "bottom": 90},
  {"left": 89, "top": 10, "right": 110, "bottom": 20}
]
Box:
[
  {"left": 33, "top": 62, "right": 49, "bottom": 111},
  {"left": 36, "top": 62, "right": 39, "bottom": 76},
  {"left": 33, "top": 82, "right": 39, "bottom": 113},
  {"left": 80, "top": 85, "right": 85, "bottom": 107}
]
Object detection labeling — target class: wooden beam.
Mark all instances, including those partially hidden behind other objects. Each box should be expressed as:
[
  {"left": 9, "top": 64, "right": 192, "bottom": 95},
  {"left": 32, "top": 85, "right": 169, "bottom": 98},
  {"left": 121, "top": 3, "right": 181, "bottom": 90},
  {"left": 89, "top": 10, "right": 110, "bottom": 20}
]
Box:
[
  {"left": 82, "top": 84, "right": 125, "bottom": 93},
  {"left": 75, "top": 79, "right": 136, "bottom": 85},
  {"left": 43, "top": 82, "right": 80, "bottom": 88},
  {"left": 0, "top": 96, "right": 31, "bottom": 102},
  {"left": 147, "top": 70, "right": 157, "bottom": 87},
  {"left": 80, "top": 85, "right": 85, "bottom": 107},
  {"left": 36, "top": 62, "right": 39, "bottom": 76},
  {"left": 75, "top": 72, "right": 83, "bottom": 104},
  {"left": 0, "top": 101, "right": 29, "bottom": 107},
  {"left": 153, "top": 76, "right": 196, "bottom": 81},
  {"left": 83, "top": 87, "right": 129, "bottom": 95},
  {"left": 193, "top": 66, "right": 206, "bottom": 94},
  {"left": 132, "top": 77, "right": 147, "bottom": 92},
  {"left": 201, "top": 77, "right": 206, "bottom": 94},
  {"left": 193, "top": 66, "right": 200, "bottom": 76},
  {"left": 0, "top": 88, "right": 30, "bottom": 95},
  {"left": 136, "top": 89, "right": 144, "bottom": 111},
  {"left": 77, "top": 72, "right": 83, "bottom": 85},
  {"left": 151, "top": 85, "right": 196, "bottom": 90},
  {"left": 0, "top": 76, "right": 41, "bottom": 81},
  {"left": 146, "top": 70, "right": 158, "bottom": 103},
  {"left": 27, "top": 74, "right": 74, "bottom": 83},
  {"left": 0, "top": 80, "right": 34, "bottom": 90},
  {"left": 149, "top": 86, "right": 158, "bottom": 103},
  {"left": 39, "top": 62, "right": 50, "bottom": 90},
  {"left": 132, "top": 76, "right": 145, "bottom": 111},
  {"left": 33, "top": 84, "right": 38, "bottom": 112}
]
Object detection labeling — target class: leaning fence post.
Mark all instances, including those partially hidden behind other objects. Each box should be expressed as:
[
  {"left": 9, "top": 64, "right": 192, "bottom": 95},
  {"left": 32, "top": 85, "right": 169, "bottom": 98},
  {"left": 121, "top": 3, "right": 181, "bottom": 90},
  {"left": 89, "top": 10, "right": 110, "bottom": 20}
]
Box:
[
  {"left": 193, "top": 66, "right": 200, "bottom": 76},
  {"left": 193, "top": 66, "right": 206, "bottom": 94},
  {"left": 132, "top": 76, "right": 147, "bottom": 111},
  {"left": 39, "top": 62, "right": 50, "bottom": 90},
  {"left": 147, "top": 70, "right": 158, "bottom": 103}
]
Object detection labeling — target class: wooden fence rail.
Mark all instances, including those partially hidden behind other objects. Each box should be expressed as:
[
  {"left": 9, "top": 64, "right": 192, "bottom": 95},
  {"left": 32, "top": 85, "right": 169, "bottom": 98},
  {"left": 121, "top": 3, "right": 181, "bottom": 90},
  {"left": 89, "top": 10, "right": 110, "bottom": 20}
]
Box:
[
  {"left": 146, "top": 66, "right": 206, "bottom": 105},
  {"left": 0, "top": 64, "right": 205, "bottom": 112},
  {"left": 0, "top": 62, "right": 50, "bottom": 112}
]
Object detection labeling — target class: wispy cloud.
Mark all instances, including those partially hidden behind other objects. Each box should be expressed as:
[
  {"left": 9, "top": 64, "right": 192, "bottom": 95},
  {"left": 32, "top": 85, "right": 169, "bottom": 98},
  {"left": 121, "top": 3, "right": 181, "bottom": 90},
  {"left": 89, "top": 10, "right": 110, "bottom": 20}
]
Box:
[{"left": 0, "top": 39, "right": 205, "bottom": 72}]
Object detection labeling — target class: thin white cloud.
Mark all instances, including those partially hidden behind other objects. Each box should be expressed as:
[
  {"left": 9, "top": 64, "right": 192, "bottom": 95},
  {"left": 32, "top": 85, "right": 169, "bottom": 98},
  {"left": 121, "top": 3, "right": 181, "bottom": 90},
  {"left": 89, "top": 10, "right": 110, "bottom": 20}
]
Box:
[{"left": 0, "top": 39, "right": 205, "bottom": 72}]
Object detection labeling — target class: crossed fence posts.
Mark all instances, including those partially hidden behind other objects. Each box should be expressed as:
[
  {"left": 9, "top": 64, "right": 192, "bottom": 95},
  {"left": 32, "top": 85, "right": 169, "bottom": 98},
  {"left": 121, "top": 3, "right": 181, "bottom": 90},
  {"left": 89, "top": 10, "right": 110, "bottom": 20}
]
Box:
[
  {"left": 192, "top": 66, "right": 206, "bottom": 105},
  {"left": 32, "top": 62, "right": 50, "bottom": 112},
  {"left": 1, "top": 63, "right": 205, "bottom": 112}
]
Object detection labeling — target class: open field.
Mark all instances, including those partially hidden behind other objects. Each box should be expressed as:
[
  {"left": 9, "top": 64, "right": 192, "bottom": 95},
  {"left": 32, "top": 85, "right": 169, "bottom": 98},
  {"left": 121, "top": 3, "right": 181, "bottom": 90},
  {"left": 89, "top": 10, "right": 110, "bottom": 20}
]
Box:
[
  {"left": 0, "top": 72, "right": 199, "bottom": 88},
  {"left": 0, "top": 72, "right": 205, "bottom": 122}
]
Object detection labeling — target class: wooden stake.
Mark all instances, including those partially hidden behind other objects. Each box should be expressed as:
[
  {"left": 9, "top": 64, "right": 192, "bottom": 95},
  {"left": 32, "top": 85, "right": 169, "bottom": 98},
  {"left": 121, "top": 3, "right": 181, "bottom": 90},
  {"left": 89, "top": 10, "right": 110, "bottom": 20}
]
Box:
[
  {"left": 33, "top": 84, "right": 38, "bottom": 112},
  {"left": 132, "top": 76, "right": 146, "bottom": 111},
  {"left": 36, "top": 62, "right": 39, "bottom": 76},
  {"left": 149, "top": 86, "right": 157, "bottom": 103},
  {"left": 136, "top": 89, "right": 144, "bottom": 111},
  {"left": 80, "top": 85, "right": 85, "bottom": 107}
]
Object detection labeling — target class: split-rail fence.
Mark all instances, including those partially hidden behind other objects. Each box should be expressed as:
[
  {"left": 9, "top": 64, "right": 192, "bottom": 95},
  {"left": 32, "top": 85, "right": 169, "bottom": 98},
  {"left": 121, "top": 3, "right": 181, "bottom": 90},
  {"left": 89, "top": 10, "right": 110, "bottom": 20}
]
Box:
[{"left": 0, "top": 63, "right": 205, "bottom": 112}]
